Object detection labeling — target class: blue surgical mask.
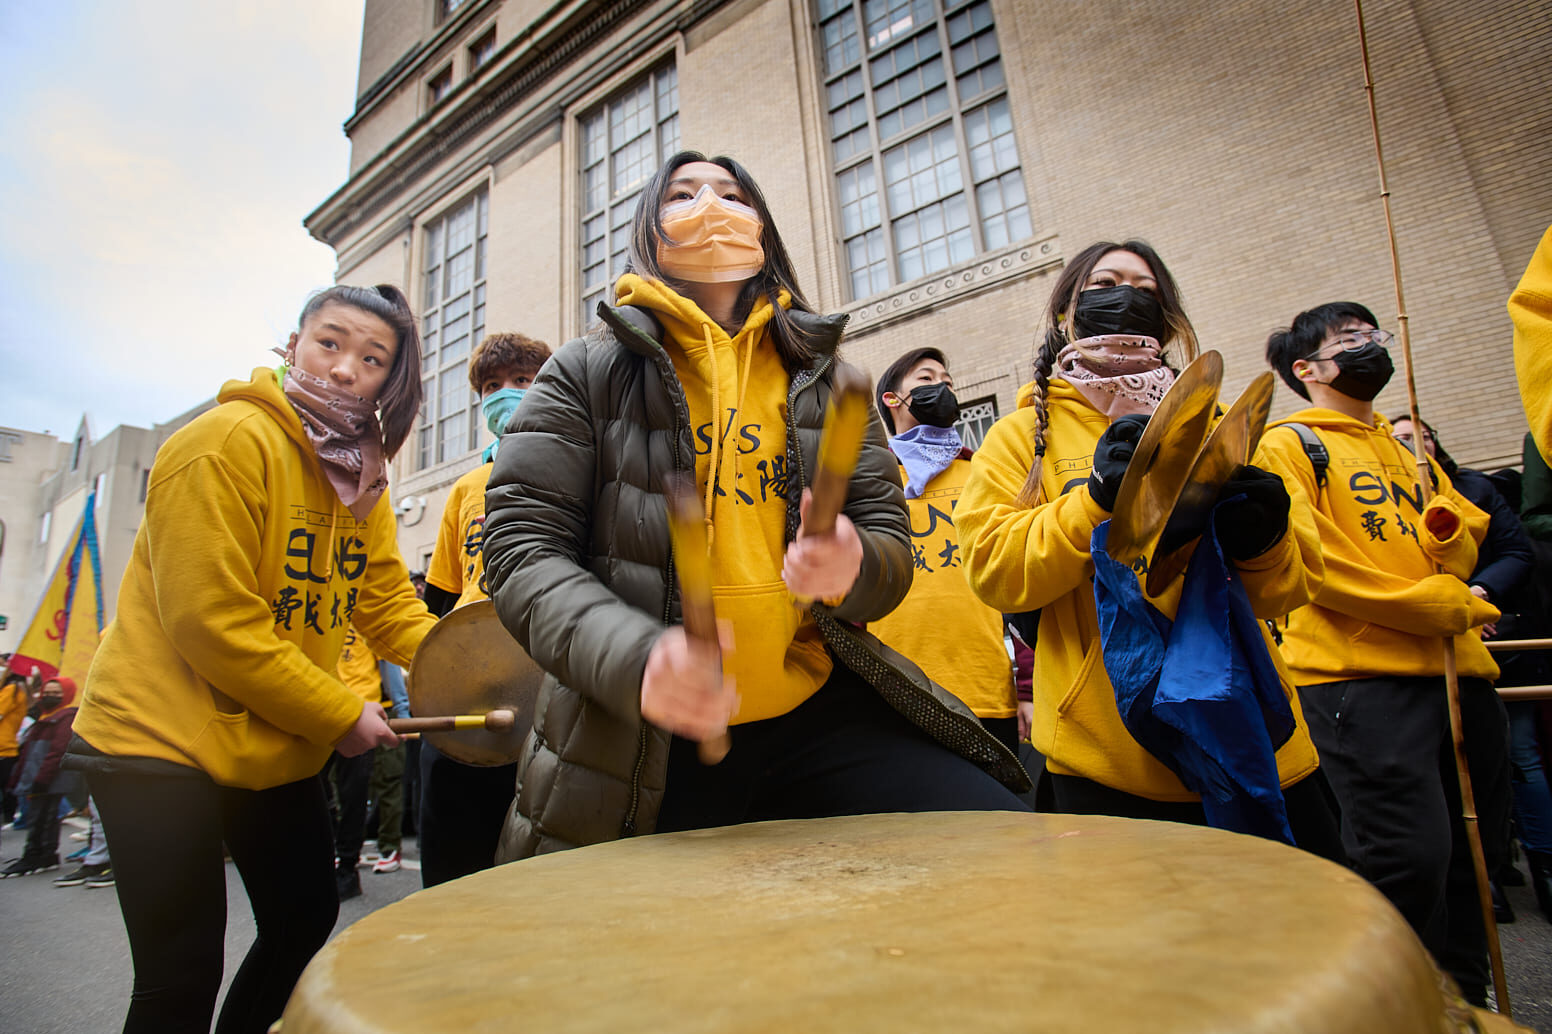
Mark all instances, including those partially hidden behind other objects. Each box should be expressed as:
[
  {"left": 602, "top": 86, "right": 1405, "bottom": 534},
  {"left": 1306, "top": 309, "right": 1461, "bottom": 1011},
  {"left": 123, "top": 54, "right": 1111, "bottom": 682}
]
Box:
[{"left": 482, "top": 388, "right": 526, "bottom": 436}]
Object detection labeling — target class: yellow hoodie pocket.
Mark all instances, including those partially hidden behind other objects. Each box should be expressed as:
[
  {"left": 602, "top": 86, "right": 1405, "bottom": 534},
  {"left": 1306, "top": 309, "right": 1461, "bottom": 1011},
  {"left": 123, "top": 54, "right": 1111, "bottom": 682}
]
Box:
[
  {"left": 714, "top": 579, "right": 831, "bottom": 723},
  {"left": 1056, "top": 639, "right": 1103, "bottom": 716}
]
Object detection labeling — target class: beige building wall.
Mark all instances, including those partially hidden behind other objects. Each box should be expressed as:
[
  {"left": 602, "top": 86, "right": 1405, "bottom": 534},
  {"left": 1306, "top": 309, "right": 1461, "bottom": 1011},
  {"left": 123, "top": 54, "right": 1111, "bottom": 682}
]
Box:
[
  {"left": 311, "top": 0, "right": 1552, "bottom": 580},
  {"left": 0, "top": 401, "right": 210, "bottom": 655},
  {"left": 0, "top": 428, "right": 70, "bottom": 651}
]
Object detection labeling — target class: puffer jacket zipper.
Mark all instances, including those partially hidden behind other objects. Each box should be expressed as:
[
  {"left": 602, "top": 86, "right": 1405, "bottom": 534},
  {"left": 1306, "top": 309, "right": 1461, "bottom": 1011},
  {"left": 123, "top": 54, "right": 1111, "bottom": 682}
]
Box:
[
  {"left": 785, "top": 355, "right": 835, "bottom": 543},
  {"left": 613, "top": 318, "right": 696, "bottom": 838}
]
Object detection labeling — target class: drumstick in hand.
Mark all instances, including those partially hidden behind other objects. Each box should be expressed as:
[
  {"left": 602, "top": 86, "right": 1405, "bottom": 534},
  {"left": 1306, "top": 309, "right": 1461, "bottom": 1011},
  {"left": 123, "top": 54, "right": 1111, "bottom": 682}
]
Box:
[
  {"left": 388, "top": 709, "right": 516, "bottom": 734},
  {"left": 792, "top": 366, "right": 873, "bottom": 603},
  {"left": 665, "top": 476, "right": 731, "bottom": 765}
]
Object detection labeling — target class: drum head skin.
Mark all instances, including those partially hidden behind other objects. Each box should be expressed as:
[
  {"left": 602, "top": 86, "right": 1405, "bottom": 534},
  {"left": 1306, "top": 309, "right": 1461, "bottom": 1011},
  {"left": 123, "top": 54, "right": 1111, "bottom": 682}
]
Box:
[
  {"left": 406, "top": 600, "right": 542, "bottom": 766},
  {"left": 1107, "top": 351, "right": 1223, "bottom": 566},
  {"left": 1147, "top": 371, "right": 1276, "bottom": 596},
  {"left": 281, "top": 812, "right": 1508, "bottom": 1034}
]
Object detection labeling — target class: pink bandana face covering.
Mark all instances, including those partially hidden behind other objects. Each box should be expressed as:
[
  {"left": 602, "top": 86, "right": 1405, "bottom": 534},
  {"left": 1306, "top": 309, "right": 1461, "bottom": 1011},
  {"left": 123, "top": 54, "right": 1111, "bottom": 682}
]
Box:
[
  {"left": 657, "top": 184, "right": 766, "bottom": 283},
  {"left": 1056, "top": 334, "right": 1176, "bottom": 419},
  {"left": 279, "top": 363, "right": 388, "bottom": 521}
]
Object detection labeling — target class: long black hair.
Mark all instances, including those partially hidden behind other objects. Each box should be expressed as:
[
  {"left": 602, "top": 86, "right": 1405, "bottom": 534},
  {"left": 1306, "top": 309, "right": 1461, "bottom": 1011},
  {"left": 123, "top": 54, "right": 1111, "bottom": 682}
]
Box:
[
  {"left": 296, "top": 284, "right": 423, "bottom": 460},
  {"left": 626, "top": 151, "right": 820, "bottom": 372},
  {"left": 1016, "top": 240, "right": 1197, "bottom": 506}
]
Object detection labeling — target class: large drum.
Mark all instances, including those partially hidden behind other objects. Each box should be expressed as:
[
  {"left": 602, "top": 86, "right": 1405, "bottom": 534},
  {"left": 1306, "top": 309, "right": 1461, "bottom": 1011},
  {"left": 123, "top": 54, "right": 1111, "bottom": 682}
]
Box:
[{"left": 280, "top": 812, "right": 1524, "bottom": 1033}]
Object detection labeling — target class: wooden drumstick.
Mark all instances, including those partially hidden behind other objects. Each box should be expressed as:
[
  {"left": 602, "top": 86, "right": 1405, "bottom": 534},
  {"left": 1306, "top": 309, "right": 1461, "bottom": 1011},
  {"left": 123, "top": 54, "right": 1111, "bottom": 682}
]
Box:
[
  {"left": 388, "top": 709, "right": 516, "bottom": 734},
  {"left": 665, "top": 476, "right": 730, "bottom": 765},
  {"left": 792, "top": 366, "right": 873, "bottom": 603}
]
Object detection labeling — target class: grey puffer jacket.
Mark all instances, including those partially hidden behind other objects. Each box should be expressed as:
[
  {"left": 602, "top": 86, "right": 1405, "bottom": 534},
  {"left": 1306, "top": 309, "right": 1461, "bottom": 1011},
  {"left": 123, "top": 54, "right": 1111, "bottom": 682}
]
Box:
[{"left": 483, "top": 302, "right": 1028, "bottom": 861}]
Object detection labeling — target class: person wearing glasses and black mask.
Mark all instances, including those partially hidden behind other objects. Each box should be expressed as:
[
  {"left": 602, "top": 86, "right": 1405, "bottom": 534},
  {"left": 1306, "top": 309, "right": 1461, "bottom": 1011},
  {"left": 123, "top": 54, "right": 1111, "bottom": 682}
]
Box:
[{"left": 1257, "top": 301, "right": 1511, "bottom": 1006}]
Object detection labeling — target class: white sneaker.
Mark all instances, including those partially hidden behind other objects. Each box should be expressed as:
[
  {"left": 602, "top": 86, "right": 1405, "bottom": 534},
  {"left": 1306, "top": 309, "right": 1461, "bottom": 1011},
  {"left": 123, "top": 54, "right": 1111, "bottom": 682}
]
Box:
[{"left": 371, "top": 850, "right": 401, "bottom": 874}]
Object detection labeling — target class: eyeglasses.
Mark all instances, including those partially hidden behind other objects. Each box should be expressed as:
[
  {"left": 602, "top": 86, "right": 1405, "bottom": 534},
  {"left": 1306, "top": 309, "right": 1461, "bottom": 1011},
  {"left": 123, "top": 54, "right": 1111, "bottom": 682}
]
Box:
[{"left": 1302, "top": 327, "right": 1394, "bottom": 360}]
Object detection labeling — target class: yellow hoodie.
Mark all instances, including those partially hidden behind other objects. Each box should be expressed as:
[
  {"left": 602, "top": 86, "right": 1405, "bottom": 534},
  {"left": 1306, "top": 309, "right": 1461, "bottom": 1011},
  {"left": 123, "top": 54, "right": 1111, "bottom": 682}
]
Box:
[
  {"left": 615, "top": 274, "right": 831, "bottom": 723},
  {"left": 955, "top": 378, "right": 1321, "bottom": 800},
  {"left": 1513, "top": 225, "right": 1552, "bottom": 463},
  {"left": 428, "top": 460, "right": 494, "bottom": 610},
  {"left": 337, "top": 625, "right": 384, "bottom": 705},
  {"left": 870, "top": 457, "right": 1016, "bottom": 719},
  {"left": 75, "top": 367, "right": 437, "bottom": 789},
  {"left": 1255, "top": 409, "right": 1499, "bottom": 684}
]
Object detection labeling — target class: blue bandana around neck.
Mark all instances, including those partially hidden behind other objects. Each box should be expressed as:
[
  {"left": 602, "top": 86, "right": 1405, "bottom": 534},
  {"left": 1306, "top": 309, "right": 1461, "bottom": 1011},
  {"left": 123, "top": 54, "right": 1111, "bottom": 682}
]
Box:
[
  {"left": 889, "top": 424, "right": 963, "bottom": 498},
  {"left": 480, "top": 388, "right": 526, "bottom": 463}
]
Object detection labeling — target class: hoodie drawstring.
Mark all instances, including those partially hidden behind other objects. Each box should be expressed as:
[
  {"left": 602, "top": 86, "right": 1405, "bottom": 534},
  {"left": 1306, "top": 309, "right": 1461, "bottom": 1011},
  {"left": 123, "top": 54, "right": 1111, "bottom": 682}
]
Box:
[
  {"left": 702, "top": 322, "right": 721, "bottom": 548},
  {"left": 699, "top": 319, "right": 762, "bottom": 551}
]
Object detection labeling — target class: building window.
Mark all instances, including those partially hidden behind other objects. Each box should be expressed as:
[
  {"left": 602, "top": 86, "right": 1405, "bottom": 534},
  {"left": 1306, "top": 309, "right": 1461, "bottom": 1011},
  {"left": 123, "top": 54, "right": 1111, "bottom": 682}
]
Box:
[
  {"left": 416, "top": 189, "right": 489, "bottom": 471},
  {"left": 818, "top": 0, "right": 1032, "bottom": 300},
  {"left": 39, "top": 512, "right": 50, "bottom": 545},
  {"left": 428, "top": 65, "right": 453, "bottom": 107},
  {"left": 954, "top": 394, "right": 998, "bottom": 450},
  {"left": 139, "top": 467, "right": 150, "bottom": 503},
  {"left": 469, "top": 29, "right": 496, "bottom": 71},
  {"left": 578, "top": 64, "right": 679, "bottom": 326},
  {"left": 436, "top": 0, "right": 468, "bottom": 23}
]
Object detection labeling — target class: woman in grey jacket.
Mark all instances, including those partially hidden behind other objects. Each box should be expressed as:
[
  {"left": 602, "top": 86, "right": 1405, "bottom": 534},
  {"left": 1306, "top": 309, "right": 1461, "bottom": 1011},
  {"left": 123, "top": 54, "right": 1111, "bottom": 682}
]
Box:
[{"left": 483, "top": 152, "right": 1028, "bottom": 860}]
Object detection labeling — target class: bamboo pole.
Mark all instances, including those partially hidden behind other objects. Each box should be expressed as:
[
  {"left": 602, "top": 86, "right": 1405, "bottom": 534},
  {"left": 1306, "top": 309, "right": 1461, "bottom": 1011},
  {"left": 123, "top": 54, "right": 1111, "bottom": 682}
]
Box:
[{"left": 1352, "top": 0, "right": 1509, "bottom": 1013}]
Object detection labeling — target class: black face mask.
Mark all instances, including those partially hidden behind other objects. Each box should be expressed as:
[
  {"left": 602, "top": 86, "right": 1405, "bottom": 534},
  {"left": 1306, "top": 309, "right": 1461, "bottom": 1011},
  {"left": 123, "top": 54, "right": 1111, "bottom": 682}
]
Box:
[
  {"left": 905, "top": 382, "right": 961, "bottom": 428},
  {"left": 1073, "top": 284, "right": 1169, "bottom": 343},
  {"left": 1326, "top": 340, "right": 1394, "bottom": 401}
]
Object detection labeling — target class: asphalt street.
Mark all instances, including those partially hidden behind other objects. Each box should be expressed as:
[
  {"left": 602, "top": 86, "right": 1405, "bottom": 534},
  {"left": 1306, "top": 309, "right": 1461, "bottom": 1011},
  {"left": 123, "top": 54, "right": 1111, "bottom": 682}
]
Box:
[{"left": 2, "top": 818, "right": 1549, "bottom": 1032}]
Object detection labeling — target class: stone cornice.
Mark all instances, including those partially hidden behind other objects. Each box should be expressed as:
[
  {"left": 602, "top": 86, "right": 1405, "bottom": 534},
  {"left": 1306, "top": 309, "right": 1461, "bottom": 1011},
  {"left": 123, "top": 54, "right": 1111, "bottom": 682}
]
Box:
[
  {"left": 346, "top": 0, "right": 506, "bottom": 131},
  {"left": 309, "top": 0, "right": 736, "bottom": 250},
  {"left": 841, "top": 233, "right": 1062, "bottom": 337}
]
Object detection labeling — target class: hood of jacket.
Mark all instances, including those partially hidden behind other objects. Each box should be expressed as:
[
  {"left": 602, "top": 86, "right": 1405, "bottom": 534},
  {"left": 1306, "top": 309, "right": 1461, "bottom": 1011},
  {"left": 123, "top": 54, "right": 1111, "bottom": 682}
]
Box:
[{"left": 219, "top": 366, "right": 318, "bottom": 459}]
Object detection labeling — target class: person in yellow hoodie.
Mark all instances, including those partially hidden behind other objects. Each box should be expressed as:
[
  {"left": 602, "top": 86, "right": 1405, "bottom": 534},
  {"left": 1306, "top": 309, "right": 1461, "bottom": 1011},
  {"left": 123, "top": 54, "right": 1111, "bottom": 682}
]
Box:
[
  {"left": 1512, "top": 225, "right": 1552, "bottom": 462},
  {"left": 482, "top": 152, "right": 1029, "bottom": 860},
  {"left": 1259, "top": 300, "right": 1509, "bottom": 1005},
  {"left": 420, "top": 331, "right": 550, "bottom": 888},
  {"left": 956, "top": 240, "right": 1343, "bottom": 858},
  {"left": 66, "top": 285, "right": 438, "bottom": 1034},
  {"left": 868, "top": 347, "right": 1022, "bottom": 752}
]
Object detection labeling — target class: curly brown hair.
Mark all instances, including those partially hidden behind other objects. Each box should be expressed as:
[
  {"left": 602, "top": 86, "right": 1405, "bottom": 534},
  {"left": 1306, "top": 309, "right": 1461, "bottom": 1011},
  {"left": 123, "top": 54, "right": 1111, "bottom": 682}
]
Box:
[{"left": 468, "top": 332, "right": 553, "bottom": 394}]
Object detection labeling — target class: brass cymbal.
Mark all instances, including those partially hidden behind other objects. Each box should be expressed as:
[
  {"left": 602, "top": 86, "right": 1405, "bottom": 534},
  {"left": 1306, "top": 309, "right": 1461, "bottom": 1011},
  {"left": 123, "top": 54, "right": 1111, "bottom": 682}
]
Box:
[
  {"left": 407, "top": 600, "right": 543, "bottom": 767},
  {"left": 1145, "top": 372, "right": 1276, "bottom": 596},
  {"left": 1105, "top": 351, "right": 1223, "bottom": 566}
]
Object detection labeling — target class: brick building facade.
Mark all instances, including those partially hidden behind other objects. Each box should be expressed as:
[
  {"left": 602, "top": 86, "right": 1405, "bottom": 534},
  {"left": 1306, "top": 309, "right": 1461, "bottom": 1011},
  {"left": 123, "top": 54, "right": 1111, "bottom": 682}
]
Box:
[{"left": 306, "top": 0, "right": 1552, "bottom": 568}]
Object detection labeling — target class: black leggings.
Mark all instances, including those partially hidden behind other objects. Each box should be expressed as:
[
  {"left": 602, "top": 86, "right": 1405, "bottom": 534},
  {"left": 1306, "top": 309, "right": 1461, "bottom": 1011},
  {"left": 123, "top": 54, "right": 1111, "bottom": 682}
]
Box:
[
  {"left": 89, "top": 770, "right": 338, "bottom": 1034},
  {"left": 656, "top": 663, "right": 1030, "bottom": 832},
  {"left": 1048, "top": 769, "right": 1349, "bottom": 866}
]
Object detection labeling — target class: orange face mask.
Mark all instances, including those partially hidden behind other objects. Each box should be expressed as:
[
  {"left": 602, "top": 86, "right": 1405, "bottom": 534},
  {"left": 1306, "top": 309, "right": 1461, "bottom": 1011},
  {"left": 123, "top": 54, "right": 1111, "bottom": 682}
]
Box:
[{"left": 657, "top": 185, "right": 765, "bottom": 284}]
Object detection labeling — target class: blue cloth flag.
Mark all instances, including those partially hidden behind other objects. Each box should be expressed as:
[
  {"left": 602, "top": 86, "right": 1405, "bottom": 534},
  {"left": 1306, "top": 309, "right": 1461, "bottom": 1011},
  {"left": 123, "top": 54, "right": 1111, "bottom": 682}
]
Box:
[{"left": 1090, "top": 511, "right": 1297, "bottom": 844}]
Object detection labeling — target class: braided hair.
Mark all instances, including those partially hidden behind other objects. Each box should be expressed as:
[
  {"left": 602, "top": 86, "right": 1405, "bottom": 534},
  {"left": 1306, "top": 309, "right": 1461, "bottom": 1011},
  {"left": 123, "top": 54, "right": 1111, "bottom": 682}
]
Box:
[{"left": 1014, "top": 240, "right": 1198, "bottom": 507}]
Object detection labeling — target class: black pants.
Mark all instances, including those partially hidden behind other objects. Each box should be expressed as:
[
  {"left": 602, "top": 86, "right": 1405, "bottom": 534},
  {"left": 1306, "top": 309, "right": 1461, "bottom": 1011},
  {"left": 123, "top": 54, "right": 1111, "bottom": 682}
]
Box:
[
  {"left": 0, "top": 756, "right": 17, "bottom": 824},
  {"left": 1298, "top": 676, "right": 1511, "bottom": 993},
  {"left": 89, "top": 770, "right": 338, "bottom": 1034},
  {"left": 20, "top": 791, "right": 63, "bottom": 863},
  {"left": 980, "top": 716, "right": 1020, "bottom": 755},
  {"left": 655, "top": 664, "right": 1030, "bottom": 833},
  {"left": 1047, "top": 771, "right": 1348, "bottom": 865},
  {"left": 324, "top": 751, "right": 373, "bottom": 869},
  {"left": 417, "top": 739, "right": 517, "bottom": 888}
]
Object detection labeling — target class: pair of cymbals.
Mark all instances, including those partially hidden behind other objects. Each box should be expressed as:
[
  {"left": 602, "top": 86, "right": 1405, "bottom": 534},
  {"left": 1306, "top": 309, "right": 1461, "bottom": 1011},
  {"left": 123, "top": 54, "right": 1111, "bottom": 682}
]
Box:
[
  {"left": 406, "top": 600, "right": 543, "bottom": 766},
  {"left": 1104, "top": 352, "right": 1276, "bottom": 596}
]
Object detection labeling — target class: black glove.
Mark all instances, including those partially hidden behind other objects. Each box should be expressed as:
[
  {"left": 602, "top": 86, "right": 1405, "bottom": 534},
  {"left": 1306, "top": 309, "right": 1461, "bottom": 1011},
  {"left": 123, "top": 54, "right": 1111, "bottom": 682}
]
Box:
[
  {"left": 1087, "top": 414, "right": 1149, "bottom": 512},
  {"left": 1213, "top": 465, "right": 1290, "bottom": 561}
]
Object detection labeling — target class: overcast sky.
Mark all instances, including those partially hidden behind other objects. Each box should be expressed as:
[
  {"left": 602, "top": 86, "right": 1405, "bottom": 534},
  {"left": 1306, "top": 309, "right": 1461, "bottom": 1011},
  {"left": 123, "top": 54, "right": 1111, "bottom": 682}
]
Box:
[{"left": 0, "top": 1, "right": 367, "bottom": 439}]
